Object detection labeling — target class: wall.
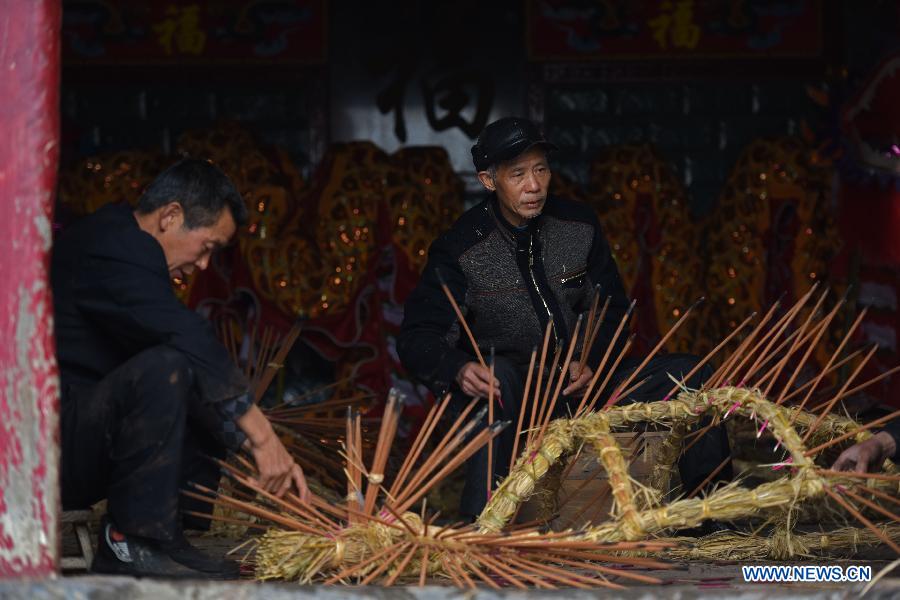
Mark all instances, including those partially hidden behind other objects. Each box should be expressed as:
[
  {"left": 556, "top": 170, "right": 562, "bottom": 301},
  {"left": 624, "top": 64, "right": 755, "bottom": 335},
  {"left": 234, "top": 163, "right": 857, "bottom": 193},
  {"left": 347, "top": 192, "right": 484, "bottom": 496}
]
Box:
[{"left": 542, "top": 80, "right": 817, "bottom": 216}]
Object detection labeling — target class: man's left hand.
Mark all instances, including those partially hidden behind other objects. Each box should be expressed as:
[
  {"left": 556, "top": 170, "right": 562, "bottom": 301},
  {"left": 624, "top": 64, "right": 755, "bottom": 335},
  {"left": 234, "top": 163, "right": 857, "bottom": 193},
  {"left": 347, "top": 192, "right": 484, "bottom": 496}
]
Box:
[
  {"left": 238, "top": 405, "right": 311, "bottom": 501},
  {"left": 563, "top": 361, "right": 593, "bottom": 396},
  {"left": 832, "top": 431, "right": 896, "bottom": 474}
]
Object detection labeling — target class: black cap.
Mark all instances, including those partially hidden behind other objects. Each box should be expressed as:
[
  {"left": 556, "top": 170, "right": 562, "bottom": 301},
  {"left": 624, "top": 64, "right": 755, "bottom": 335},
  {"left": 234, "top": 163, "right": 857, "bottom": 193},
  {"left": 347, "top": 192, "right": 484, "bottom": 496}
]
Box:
[{"left": 471, "top": 117, "right": 558, "bottom": 172}]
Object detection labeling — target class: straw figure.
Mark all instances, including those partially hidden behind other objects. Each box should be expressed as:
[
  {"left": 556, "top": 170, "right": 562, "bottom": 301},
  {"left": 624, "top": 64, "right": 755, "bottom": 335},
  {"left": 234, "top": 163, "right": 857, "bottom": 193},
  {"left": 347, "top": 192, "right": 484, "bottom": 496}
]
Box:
[{"left": 192, "top": 285, "right": 900, "bottom": 587}]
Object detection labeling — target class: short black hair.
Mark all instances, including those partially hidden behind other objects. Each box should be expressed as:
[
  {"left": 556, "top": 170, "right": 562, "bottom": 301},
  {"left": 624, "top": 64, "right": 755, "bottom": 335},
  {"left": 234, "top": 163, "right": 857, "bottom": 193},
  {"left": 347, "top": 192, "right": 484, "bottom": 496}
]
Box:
[{"left": 135, "top": 159, "right": 248, "bottom": 229}]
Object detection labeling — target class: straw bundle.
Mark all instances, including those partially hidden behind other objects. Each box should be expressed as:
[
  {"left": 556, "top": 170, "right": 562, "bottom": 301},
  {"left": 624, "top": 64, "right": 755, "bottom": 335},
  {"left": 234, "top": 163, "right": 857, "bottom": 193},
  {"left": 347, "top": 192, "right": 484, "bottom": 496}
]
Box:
[
  {"left": 255, "top": 515, "right": 423, "bottom": 583},
  {"left": 666, "top": 525, "right": 900, "bottom": 561},
  {"left": 201, "top": 289, "right": 900, "bottom": 587}
]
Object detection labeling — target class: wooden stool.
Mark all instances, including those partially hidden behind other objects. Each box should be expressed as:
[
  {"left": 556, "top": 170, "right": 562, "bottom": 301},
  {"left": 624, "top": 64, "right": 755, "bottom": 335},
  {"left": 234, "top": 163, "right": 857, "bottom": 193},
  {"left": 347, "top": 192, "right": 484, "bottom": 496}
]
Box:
[
  {"left": 552, "top": 431, "right": 672, "bottom": 530},
  {"left": 61, "top": 510, "right": 95, "bottom": 571}
]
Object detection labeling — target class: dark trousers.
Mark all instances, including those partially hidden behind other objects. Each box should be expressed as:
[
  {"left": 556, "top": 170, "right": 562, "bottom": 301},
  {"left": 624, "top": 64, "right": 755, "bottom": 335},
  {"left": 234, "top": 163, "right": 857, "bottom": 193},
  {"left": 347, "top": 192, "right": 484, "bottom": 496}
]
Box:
[
  {"left": 60, "top": 346, "right": 225, "bottom": 541},
  {"left": 456, "top": 353, "right": 733, "bottom": 519}
]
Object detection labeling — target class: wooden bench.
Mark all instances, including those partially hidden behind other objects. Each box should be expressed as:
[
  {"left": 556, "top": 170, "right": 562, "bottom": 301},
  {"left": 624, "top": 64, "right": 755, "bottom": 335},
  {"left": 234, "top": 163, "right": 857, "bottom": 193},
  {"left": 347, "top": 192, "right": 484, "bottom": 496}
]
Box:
[{"left": 61, "top": 510, "right": 95, "bottom": 571}]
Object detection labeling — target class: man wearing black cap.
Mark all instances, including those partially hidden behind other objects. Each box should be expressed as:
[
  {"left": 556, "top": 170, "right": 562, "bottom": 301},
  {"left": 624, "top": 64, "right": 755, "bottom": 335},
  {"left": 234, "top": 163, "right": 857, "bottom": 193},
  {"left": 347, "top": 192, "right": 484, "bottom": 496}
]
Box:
[{"left": 398, "top": 117, "right": 733, "bottom": 520}]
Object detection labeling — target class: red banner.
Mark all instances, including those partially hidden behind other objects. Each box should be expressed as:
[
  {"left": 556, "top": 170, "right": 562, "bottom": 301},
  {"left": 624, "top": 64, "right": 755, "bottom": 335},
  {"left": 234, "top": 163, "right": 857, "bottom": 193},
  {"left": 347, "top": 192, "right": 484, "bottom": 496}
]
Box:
[
  {"left": 528, "top": 0, "right": 823, "bottom": 61},
  {"left": 63, "top": 0, "right": 326, "bottom": 65}
]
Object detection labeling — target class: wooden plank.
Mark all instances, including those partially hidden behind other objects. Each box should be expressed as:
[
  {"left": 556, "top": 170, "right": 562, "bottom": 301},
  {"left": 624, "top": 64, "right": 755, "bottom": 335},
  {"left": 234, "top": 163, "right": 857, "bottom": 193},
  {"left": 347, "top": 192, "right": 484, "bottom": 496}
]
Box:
[{"left": 60, "top": 511, "right": 93, "bottom": 524}]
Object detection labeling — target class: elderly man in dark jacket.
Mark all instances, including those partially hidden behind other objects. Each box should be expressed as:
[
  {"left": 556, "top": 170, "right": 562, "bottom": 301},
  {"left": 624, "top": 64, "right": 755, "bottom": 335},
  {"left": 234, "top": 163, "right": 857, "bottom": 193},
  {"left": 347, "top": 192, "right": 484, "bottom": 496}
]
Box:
[
  {"left": 53, "top": 159, "right": 308, "bottom": 579},
  {"left": 398, "top": 117, "right": 732, "bottom": 519}
]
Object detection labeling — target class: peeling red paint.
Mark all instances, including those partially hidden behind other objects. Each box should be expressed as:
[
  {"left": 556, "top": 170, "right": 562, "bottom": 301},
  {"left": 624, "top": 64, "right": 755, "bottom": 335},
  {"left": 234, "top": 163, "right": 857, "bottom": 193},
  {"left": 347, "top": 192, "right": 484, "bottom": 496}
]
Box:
[{"left": 0, "top": 0, "right": 61, "bottom": 577}]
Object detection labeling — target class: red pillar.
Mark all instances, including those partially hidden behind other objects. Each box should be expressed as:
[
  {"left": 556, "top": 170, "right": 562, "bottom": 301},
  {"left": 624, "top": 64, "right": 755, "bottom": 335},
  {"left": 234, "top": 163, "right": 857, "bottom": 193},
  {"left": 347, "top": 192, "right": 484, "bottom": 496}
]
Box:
[{"left": 0, "top": 0, "right": 61, "bottom": 577}]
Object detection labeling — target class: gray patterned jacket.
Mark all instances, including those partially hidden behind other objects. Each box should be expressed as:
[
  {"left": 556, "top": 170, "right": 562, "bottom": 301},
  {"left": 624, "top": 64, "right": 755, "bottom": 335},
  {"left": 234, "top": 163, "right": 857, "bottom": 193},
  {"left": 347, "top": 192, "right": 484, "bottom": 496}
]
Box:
[{"left": 398, "top": 194, "right": 631, "bottom": 395}]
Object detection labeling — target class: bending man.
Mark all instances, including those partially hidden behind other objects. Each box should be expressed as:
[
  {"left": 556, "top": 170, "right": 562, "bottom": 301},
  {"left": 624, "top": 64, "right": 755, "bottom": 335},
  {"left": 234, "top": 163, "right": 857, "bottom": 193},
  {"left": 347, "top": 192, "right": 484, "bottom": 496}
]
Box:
[{"left": 54, "top": 159, "right": 309, "bottom": 579}]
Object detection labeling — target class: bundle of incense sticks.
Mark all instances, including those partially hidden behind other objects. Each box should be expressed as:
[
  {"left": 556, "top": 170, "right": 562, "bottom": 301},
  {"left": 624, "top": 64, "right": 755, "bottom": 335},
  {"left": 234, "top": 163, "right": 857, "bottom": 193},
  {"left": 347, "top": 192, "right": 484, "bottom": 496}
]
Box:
[
  {"left": 215, "top": 317, "right": 374, "bottom": 491},
  {"left": 192, "top": 387, "right": 677, "bottom": 586},
  {"left": 215, "top": 317, "right": 300, "bottom": 400},
  {"left": 200, "top": 288, "right": 900, "bottom": 587}
]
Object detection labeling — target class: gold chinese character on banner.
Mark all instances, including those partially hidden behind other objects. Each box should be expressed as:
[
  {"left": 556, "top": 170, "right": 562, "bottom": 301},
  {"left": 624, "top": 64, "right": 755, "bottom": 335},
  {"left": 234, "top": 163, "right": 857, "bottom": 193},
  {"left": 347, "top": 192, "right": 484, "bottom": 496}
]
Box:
[
  {"left": 153, "top": 4, "right": 206, "bottom": 55},
  {"left": 649, "top": 0, "right": 701, "bottom": 50}
]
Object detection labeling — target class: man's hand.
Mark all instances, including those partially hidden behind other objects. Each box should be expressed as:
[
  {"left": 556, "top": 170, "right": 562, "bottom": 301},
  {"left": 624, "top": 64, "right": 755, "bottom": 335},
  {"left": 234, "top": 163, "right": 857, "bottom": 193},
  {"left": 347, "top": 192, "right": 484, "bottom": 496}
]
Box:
[
  {"left": 456, "top": 361, "right": 500, "bottom": 399},
  {"left": 563, "top": 361, "right": 593, "bottom": 396},
  {"left": 247, "top": 431, "right": 310, "bottom": 500},
  {"left": 237, "top": 405, "right": 310, "bottom": 501},
  {"left": 832, "top": 431, "right": 897, "bottom": 474}
]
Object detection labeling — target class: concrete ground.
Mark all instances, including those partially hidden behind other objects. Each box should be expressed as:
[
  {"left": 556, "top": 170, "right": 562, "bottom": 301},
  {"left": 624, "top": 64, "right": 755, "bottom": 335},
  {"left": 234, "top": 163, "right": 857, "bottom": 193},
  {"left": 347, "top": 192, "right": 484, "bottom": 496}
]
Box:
[
  {"left": 1, "top": 569, "right": 898, "bottom": 600},
  {"left": 2, "top": 554, "right": 897, "bottom": 599},
  {"left": 4, "top": 525, "right": 893, "bottom": 598}
]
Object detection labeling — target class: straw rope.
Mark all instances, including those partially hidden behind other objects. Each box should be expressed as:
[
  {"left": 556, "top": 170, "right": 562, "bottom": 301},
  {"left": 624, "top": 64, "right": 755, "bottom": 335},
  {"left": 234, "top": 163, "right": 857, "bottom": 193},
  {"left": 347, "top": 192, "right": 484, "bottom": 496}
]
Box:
[
  {"left": 650, "top": 421, "right": 692, "bottom": 494},
  {"left": 478, "top": 386, "right": 895, "bottom": 535}
]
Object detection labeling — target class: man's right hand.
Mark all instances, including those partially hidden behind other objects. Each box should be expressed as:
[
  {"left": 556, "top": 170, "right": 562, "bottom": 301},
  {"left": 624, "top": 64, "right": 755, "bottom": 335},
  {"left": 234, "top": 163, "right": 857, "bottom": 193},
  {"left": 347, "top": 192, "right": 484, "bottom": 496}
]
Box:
[{"left": 456, "top": 361, "right": 501, "bottom": 399}]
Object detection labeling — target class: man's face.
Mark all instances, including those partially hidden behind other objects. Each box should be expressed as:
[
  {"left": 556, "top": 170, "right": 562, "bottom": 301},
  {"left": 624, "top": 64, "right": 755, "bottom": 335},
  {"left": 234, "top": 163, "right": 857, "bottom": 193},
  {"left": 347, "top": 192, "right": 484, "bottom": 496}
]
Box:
[
  {"left": 478, "top": 147, "right": 551, "bottom": 226},
  {"left": 158, "top": 208, "right": 236, "bottom": 280}
]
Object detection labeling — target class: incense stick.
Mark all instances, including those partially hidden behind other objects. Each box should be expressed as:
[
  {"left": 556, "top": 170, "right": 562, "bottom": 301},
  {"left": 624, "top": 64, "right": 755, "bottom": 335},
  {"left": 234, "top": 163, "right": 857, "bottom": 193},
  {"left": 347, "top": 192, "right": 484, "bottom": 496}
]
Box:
[{"left": 437, "top": 269, "right": 486, "bottom": 368}]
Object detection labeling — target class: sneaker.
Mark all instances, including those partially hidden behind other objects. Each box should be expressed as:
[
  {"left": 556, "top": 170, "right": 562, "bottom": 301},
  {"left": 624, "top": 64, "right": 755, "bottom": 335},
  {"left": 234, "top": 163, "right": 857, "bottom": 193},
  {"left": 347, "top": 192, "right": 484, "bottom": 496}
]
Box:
[{"left": 91, "top": 517, "right": 238, "bottom": 580}]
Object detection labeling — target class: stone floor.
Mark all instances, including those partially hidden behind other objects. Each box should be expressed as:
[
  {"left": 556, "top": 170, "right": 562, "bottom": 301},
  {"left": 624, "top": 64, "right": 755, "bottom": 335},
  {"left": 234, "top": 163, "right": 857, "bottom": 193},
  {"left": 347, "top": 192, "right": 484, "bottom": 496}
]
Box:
[
  {"left": 1, "top": 571, "right": 899, "bottom": 600},
  {"left": 17, "top": 529, "right": 892, "bottom": 599}
]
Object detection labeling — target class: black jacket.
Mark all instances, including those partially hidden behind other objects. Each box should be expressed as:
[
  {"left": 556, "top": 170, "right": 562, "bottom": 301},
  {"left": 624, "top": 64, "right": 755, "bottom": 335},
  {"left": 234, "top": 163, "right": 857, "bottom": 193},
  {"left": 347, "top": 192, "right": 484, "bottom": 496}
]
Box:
[
  {"left": 52, "top": 203, "right": 249, "bottom": 410},
  {"left": 398, "top": 194, "right": 630, "bottom": 395}
]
